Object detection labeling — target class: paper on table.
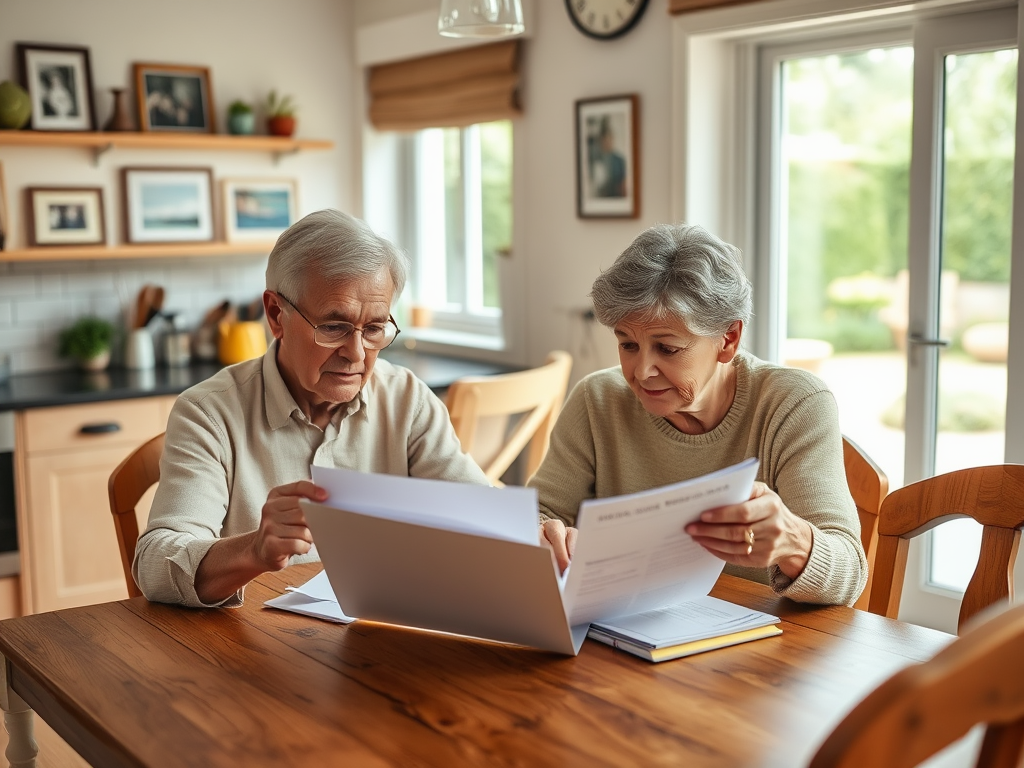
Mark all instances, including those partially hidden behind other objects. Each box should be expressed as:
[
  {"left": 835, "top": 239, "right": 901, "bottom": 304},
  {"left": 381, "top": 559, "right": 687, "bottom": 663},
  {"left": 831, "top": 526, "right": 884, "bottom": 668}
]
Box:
[
  {"left": 563, "top": 457, "right": 759, "bottom": 626},
  {"left": 311, "top": 465, "right": 538, "bottom": 545},
  {"left": 591, "top": 595, "right": 780, "bottom": 649},
  {"left": 264, "top": 571, "right": 355, "bottom": 624}
]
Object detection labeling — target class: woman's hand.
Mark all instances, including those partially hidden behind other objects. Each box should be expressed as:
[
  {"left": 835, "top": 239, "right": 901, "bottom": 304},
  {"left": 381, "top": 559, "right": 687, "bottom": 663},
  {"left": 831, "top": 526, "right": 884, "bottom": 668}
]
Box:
[
  {"left": 539, "top": 519, "right": 578, "bottom": 574},
  {"left": 684, "top": 482, "right": 813, "bottom": 580}
]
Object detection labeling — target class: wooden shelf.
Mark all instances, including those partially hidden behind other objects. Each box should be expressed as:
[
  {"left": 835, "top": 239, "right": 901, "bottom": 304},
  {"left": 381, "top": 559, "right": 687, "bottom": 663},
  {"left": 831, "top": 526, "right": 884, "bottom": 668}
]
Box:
[
  {"left": 0, "top": 241, "right": 277, "bottom": 263},
  {"left": 0, "top": 130, "right": 333, "bottom": 164}
]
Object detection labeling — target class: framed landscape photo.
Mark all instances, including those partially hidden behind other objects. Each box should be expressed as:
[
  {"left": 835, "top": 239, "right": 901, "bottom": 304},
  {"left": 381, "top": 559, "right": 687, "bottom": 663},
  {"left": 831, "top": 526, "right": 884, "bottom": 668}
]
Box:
[
  {"left": 17, "top": 42, "right": 97, "bottom": 131},
  {"left": 26, "top": 187, "right": 106, "bottom": 247},
  {"left": 133, "top": 62, "right": 215, "bottom": 133},
  {"left": 576, "top": 94, "right": 640, "bottom": 219},
  {"left": 121, "top": 167, "right": 214, "bottom": 243},
  {"left": 222, "top": 178, "right": 298, "bottom": 242}
]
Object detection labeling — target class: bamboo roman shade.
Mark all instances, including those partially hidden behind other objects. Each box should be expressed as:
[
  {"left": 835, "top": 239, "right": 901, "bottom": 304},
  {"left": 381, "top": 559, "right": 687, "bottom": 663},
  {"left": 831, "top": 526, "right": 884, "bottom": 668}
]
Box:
[
  {"left": 368, "top": 40, "right": 521, "bottom": 132},
  {"left": 669, "top": 0, "right": 762, "bottom": 12}
]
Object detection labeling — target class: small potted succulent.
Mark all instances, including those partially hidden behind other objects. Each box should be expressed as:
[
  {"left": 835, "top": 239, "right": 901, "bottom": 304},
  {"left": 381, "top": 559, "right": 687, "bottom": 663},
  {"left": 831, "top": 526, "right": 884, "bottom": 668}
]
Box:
[
  {"left": 227, "top": 99, "right": 255, "bottom": 135},
  {"left": 265, "top": 90, "right": 296, "bottom": 137},
  {"left": 58, "top": 316, "right": 115, "bottom": 371}
]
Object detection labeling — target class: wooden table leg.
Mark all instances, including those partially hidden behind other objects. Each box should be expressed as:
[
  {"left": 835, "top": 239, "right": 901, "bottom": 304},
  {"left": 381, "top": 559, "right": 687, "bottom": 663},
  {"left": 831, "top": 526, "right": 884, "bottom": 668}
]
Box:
[{"left": 0, "top": 654, "right": 37, "bottom": 768}]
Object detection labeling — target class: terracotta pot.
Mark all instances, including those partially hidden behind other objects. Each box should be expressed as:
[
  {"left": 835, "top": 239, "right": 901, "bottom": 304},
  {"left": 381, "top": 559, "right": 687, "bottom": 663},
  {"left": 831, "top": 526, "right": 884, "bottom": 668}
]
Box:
[
  {"left": 267, "top": 115, "right": 296, "bottom": 137},
  {"left": 78, "top": 349, "right": 111, "bottom": 372}
]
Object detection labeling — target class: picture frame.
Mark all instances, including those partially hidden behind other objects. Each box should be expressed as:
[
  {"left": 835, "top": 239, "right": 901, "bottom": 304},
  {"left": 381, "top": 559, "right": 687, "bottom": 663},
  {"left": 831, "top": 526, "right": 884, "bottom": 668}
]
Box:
[
  {"left": 575, "top": 94, "right": 640, "bottom": 219},
  {"left": 121, "top": 167, "right": 214, "bottom": 244},
  {"left": 16, "top": 42, "right": 97, "bottom": 131},
  {"left": 221, "top": 178, "right": 299, "bottom": 242},
  {"left": 26, "top": 187, "right": 106, "bottom": 247},
  {"left": 133, "top": 62, "right": 216, "bottom": 133}
]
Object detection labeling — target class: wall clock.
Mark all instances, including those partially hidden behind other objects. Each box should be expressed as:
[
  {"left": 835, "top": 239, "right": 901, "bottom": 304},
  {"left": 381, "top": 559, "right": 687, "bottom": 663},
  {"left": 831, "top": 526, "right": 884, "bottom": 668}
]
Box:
[{"left": 565, "top": 0, "right": 650, "bottom": 40}]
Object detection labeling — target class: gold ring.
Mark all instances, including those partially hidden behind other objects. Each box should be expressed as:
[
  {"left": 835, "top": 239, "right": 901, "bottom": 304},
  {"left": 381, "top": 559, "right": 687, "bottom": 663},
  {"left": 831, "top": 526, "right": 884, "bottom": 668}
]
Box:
[{"left": 745, "top": 527, "right": 755, "bottom": 554}]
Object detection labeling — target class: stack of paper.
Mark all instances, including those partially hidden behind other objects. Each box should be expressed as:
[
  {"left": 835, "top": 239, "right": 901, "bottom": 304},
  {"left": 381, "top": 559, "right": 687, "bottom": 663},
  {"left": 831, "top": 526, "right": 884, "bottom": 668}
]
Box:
[{"left": 588, "top": 596, "right": 781, "bottom": 663}]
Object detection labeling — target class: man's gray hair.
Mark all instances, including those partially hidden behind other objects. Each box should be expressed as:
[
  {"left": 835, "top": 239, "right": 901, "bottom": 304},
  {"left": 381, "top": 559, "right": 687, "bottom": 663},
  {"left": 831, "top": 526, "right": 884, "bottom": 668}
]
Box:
[
  {"left": 265, "top": 209, "right": 409, "bottom": 302},
  {"left": 590, "top": 223, "right": 752, "bottom": 337}
]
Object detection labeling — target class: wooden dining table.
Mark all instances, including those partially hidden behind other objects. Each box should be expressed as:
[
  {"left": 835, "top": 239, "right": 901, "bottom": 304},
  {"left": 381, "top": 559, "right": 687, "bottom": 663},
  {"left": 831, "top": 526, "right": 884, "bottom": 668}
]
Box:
[{"left": 0, "top": 564, "right": 953, "bottom": 768}]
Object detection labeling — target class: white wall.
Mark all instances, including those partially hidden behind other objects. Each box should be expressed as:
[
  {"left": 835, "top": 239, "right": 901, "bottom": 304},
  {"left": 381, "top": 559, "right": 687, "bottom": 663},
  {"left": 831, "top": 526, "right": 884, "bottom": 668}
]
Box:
[
  {"left": 520, "top": 0, "right": 675, "bottom": 379},
  {"left": 355, "top": 0, "right": 676, "bottom": 381},
  {"left": 0, "top": 0, "right": 356, "bottom": 373}
]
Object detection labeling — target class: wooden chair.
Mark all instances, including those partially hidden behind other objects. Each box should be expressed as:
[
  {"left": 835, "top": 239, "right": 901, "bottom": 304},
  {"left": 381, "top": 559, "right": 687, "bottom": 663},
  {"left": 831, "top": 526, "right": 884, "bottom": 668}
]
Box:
[
  {"left": 446, "top": 351, "right": 572, "bottom": 486},
  {"left": 868, "top": 465, "right": 1024, "bottom": 634},
  {"left": 809, "top": 601, "right": 1024, "bottom": 768},
  {"left": 107, "top": 432, "right": 165, "bottom": 599},
  {"left": 842, "top": 435, "right": 888, "bottom": 610}
]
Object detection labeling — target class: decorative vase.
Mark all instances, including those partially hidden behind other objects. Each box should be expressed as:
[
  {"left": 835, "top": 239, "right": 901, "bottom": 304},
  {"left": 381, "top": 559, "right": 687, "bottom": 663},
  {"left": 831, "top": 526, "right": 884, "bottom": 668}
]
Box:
[
  {"left": 267, "top": 115, "right": 296, "bottom": 137},
  {"left": 0, "top": 80, "right": 31, "bottom": 130},
  {"left": 228, "top": 112, "right": 255, "bottom": 135},
  {"left": 103, "top": 88, "right": 133, "bottom": 132}
]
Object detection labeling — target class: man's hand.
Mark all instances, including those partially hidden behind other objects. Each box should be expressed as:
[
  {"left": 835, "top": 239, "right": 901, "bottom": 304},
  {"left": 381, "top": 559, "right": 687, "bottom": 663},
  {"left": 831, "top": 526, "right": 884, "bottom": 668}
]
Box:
[
  {"left": 539, "top": 519, "right": 578, "bottom": 574},
  {"left": 251, "top": 480, "right": 327, "bottom": 572},
  {"left": 195, "top": 480, "right": 327, "bottom": 604}
]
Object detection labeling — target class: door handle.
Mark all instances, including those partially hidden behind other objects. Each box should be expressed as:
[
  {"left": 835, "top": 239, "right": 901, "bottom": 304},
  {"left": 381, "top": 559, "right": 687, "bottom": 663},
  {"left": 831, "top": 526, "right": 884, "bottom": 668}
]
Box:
[{"left": 908, "top": 335, "right": 950, "bottom": 348}]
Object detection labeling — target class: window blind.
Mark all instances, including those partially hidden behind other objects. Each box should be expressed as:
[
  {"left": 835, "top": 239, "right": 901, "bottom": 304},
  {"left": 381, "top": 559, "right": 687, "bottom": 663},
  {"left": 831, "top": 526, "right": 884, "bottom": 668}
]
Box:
[
  {"left": 368, "top": 40, "right": 521, "bottom": 132},
  {"left": 669, "top": 0, "right": 761, "bottom": 12}
]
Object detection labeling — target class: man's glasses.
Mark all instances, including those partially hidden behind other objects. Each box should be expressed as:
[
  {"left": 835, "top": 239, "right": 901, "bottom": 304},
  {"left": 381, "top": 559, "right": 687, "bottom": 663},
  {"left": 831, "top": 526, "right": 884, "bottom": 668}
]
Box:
[{"left": 276, "top": 293, "right": 400, "bottom": 350}]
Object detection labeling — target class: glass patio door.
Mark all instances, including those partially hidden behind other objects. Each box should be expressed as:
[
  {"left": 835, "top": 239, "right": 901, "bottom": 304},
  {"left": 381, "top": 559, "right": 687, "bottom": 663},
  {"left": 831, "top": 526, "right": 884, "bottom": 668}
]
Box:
[{"left": 762, "top": 5, "right": 1019, "bottom": 633}]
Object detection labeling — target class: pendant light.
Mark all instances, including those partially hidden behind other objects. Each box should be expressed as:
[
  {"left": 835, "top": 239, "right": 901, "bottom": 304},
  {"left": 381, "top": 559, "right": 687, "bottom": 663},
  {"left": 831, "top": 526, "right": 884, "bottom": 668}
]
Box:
[{"left": 438, "top": 0, "right": 525, "bottom": 38}]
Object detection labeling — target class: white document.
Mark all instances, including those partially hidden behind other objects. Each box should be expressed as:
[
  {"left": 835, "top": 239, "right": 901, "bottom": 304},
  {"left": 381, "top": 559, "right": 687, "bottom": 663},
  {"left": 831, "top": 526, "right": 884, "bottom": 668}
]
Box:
[
  {"left": 590, "top": 595, "right": 779, "bottom": 649},
  {"left": 264, "top": 571, "right": 355, "bottom": 624},
  {"left": 268, "top": 459, "right": 760, "bottom": 656},
  {"left": 310, "top": 465, "right": 537, "bottom": 545},
  {"left": 562, "top": 457, "right": 760, "bottom": 626}
]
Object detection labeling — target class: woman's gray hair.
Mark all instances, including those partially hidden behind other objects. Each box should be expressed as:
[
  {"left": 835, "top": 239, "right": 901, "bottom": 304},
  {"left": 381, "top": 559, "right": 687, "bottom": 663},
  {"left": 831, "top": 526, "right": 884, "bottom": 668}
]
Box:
[
  {"left": 590, "top": 223, "right": 752, "bottom": 337},
  {"left": 265, "top": 209, "right": 409, "bottom": 303}
]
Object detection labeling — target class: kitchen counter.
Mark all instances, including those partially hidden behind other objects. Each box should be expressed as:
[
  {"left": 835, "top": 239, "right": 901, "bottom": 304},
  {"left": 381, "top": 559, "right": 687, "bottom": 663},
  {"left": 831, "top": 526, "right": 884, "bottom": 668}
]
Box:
[
  {"left": 0, "top": 364, "right": 224, "bottom": 412},
  {"left": 0, "top": 350, "right": 520, "bottom": 412}
]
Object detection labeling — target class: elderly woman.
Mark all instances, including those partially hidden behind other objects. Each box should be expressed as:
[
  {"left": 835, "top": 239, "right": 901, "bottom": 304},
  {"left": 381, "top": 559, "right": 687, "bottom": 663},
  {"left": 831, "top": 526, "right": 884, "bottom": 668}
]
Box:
[{"left": 532, "top": 223, "right": 865, "bottom": 606}]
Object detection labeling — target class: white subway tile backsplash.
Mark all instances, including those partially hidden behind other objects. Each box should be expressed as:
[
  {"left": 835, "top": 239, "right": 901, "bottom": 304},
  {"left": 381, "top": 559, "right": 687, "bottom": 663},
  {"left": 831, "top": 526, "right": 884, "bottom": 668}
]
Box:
[
  {"left": 0, "top": 257, "right": 268, "bottom": 375},
  {"left": 0, "top": 274, "right": 39, "bottom": 298}
]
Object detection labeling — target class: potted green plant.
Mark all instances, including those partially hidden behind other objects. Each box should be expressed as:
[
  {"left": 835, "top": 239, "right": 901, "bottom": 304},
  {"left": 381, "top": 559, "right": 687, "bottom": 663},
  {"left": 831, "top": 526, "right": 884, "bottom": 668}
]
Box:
[
  {"left": 58, "top": 316, "right": 115, "bottom": 371},
  {"left": 227, "top": 99, "right": 255, "bottom": 135},
  {"left": 265, "top": 90, "right": 297, "bottom": 137}
]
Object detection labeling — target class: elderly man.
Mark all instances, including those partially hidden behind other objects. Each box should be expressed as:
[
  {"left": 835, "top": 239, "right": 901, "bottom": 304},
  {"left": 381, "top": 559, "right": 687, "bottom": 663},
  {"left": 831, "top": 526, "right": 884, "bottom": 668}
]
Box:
[{"left": 134, "top": 209, "right": 489, "bottom": 607}]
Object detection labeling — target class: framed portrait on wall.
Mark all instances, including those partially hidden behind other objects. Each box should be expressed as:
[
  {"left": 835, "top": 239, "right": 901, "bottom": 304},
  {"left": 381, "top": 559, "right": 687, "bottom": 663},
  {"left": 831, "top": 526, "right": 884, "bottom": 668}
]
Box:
[
  {"left": 133, "top": 62, "right": 216, "bottom": 133},
  {"left": 575, "top": 94, "right": 640, "bottom": 219},
  {"left": 121, "top": 167, "right": 214, "bottom": 243},
  {"left": 26, "top": 187, "right": 106, "bottom": 246},
  {"left": 222, "top": 178, "right": 298, "bottom": 242},
  {"left": 17, "top": 42, "right": 97, "bottom": 131}
]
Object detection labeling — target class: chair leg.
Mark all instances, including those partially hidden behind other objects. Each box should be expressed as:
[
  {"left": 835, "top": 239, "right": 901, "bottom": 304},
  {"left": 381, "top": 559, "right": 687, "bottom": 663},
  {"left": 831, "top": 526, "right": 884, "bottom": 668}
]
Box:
[{"left": 976, "top": 720, "right": 1024, "bottom": 768}]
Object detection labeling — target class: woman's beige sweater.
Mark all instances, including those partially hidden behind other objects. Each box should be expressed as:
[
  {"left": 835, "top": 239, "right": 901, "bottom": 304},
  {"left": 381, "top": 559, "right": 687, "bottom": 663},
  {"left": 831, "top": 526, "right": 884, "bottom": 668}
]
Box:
[{"left": 529, "top": 352, "right": 867, "bottom": 606}]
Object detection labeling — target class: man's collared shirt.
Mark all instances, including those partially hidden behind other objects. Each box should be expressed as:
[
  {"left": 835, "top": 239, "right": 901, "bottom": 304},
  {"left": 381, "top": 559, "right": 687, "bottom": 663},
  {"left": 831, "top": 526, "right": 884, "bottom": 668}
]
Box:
[{"left": 133, "top": 341, "right": 489, "bottom": 607}]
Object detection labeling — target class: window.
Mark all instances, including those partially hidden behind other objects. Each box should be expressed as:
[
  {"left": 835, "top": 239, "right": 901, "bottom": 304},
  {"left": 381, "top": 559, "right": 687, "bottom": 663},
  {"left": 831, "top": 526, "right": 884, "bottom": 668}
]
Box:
[
  {"left": 674, "top": 0, "right": 1024, "bottom": 634},
  {"left": 410, "top": 120, "right": 512, "bottom": 341}
]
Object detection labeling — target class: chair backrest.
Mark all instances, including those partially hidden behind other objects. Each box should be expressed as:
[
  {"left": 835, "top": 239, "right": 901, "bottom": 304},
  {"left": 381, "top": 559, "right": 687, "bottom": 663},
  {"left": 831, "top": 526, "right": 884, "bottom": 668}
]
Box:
[
  {"left": 809, "top": 602, "right": 1024, "bottom": 768},
  {"left": 842, "top": 435, "right": 888, "bottom": 610},
  {"left": 446, "top": 351, "right": 572, "bottom": 486},
  {"left": 107, "top": 432, "right": 165, "bottom": 599},
  {"left": 868, "top": 464, "right": 1024, "bottom": 634}
]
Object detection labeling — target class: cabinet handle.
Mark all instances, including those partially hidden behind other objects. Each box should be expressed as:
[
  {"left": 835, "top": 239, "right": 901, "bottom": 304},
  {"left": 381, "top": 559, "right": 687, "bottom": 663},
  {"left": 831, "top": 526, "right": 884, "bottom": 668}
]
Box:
[{"left": 79, "top": 422, "right": 122, "bottom": 435}]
